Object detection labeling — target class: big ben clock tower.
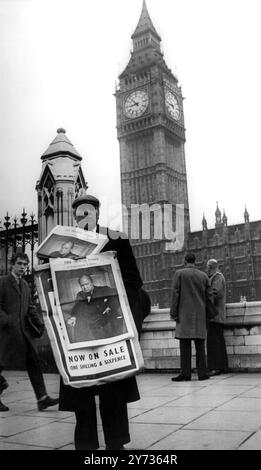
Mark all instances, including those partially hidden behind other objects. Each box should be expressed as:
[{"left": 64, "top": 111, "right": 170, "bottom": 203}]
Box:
[{"left": 115, "top": 0, "right": 190, "bottom": 306}]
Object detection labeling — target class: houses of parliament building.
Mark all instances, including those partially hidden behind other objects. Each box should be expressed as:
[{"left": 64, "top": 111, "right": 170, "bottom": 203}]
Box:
[{"left": 1, "top": 1, "right": 261, "bottom": 309}]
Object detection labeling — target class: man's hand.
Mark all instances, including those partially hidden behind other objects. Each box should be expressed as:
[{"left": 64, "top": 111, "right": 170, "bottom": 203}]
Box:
[
  {"left": 67, "top": 316, "right": 76, "bottom": 327},
  {"left": 102, "top": 307, "right": 112, "bottom": 316}
]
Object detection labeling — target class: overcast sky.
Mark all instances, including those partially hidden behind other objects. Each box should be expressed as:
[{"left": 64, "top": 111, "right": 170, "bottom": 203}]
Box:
[{"left": 0, "top": 0, "right": 261, "bottom": 232}]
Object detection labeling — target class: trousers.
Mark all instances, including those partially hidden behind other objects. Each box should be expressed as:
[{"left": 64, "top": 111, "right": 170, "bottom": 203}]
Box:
[
  {"left": 0, "top": 339, "right": 46, "bottom": 400},
  {"left": 180, "top": 338, "right": 207, "bottom": 378},
  {"left": 74, "top": 392, "right": 130, "bottom": 450},
  {"left": 207, "top": 322, "right": 228, "bottom": 371}
]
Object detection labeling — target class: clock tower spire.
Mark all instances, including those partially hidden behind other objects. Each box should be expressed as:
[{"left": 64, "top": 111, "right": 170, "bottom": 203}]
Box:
[
  {"left": 115, "top": 1, "right": 190, "bottom": 306},
  {"left": 132, "top": 0, "right": 161, "bottom": 51}
]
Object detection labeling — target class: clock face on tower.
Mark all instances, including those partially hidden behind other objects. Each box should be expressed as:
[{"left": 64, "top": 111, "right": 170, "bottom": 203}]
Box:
[
  {"left": 124, "top": 90, "right": 149, "bottom": 119},
  {"left": 165, "top": 89, "right": 181, "bottom": 121}
]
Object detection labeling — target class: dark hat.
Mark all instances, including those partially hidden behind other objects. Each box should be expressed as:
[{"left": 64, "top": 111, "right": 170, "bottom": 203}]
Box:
[{"left": 72, "top": 194, "right": 100, "bottom": 210}]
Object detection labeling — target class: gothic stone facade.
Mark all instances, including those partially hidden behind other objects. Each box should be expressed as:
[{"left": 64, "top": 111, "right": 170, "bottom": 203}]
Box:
[
  {"left": 36, "top": 128, "right": 87, "bottom": 243},
  {"left": 133, "top": 208, "right": 261, "bottom": 307},
  {"left": 173, "top": 208, "right": 261, "bottom": 304}
]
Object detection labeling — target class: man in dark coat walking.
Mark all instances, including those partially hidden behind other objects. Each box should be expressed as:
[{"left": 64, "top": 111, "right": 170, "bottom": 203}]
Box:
[
  {"left": 0, "top": 252, "right": 59, "bottom": 412},
  {"left": 59, "top": 194, "right": 150, "bottom": 450},
  {"left": 170, "top": 252, "right": 213, "bottom": 382}
]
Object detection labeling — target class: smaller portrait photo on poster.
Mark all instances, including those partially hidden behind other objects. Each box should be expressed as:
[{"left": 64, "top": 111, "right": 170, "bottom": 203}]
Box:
[
  {"left": 50, "top": 252, "right": 134, "bottom": 349},
  {"left": 36, "top": 225, "right": 108, "bottom": 261}
]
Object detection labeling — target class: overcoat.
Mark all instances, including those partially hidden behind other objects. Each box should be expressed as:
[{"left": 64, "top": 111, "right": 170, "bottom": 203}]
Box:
[
  {"left": 209, "top": 271, "right": 226, "bottom": 324},
  {"left": 59, "top": 226, "right": 146, "bottom": 411},
  {"left": 0, "top": 274, "right": 44, "bottom": 367},
  {"left": 99, "top": 225, "right": 143, "bottom": 307},
  {"left": 170, "top": 266, "right": 212, "bottom": 339}
]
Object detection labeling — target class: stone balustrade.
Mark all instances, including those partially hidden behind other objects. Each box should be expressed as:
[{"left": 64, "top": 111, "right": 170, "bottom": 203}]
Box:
[{"left": 140, "top": 301, "right": 261, "bottom": 371}]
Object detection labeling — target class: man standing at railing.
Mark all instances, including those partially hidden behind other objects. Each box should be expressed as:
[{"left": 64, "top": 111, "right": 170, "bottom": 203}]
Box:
[
  {"left": 170, "top": 252, "right": 213, "bottom": 381},
  {"left": 206, "top": 258, "right": 228, "bottom": 376}
]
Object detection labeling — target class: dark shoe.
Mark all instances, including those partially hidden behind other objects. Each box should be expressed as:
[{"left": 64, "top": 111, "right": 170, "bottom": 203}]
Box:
[
  {"left": 0, "top": 400, "right": 9, "bottom": 412},
  {"left": 37, "top": 396, "right": 59, "bottom": 411},
  {"left": 208, "top": 370, "right": 221, "bottom": 377},
  {"left": 0, "top": 377, "right": 9, "bottom": 394},
  {"left": 171, "top": 375, "right": 191, "bottom": 382},
  {"left": 198, "top": 375, "right": 210, "bottom": 381}
]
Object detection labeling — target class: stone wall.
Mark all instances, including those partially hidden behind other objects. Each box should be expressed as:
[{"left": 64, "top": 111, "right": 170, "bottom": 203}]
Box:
[
  {"left": 10, "top": 301, "right": 261, "bottom": 373},
  {"left": 140, "top": 301, "right": 261, "bottom": 371}
]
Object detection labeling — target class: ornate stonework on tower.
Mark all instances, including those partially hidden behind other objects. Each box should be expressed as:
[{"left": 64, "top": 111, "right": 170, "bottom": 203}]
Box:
[
  {"left": 115, "top": 0, "right": 190, "bottom": 306},
  {"left": 36, "top": 128, "right": 87, "bottom": 243}
]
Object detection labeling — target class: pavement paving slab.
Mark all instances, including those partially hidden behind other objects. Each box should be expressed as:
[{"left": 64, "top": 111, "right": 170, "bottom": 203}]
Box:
[{"left": 1, "top": 371, "right": 261, "bottom": 450}]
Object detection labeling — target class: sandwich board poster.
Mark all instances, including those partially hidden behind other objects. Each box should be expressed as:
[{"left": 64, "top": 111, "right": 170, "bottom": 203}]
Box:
[{"left": 34, "top": 252, "right": 144, "bottom": 387}]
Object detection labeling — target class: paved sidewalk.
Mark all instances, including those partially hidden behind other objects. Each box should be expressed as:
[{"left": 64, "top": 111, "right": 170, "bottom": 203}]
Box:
[{"left": 0, "top": 370, "right": 261, "bottom": 450}]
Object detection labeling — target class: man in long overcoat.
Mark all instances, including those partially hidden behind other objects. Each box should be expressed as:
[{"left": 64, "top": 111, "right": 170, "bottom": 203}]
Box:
[
  {"left": 59, "top": 194, "right": 150, "bottom": 450},
  {"left": 0, "top": 252, "right": 59, "bottom": 412},
  {"left": 170, "top": 252, "right": 213, "bottom": 381},
  {"left": 206, "top": 259, "right": 228, "bottom": 375}
]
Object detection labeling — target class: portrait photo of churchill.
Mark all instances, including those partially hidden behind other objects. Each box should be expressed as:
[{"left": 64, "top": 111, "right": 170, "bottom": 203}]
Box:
[
  {"left": 49, "top": 240, "right": 79, "bottom": 260},
  {"left": 65, "top": 274, "right": 125, "bottom": 343},
  {"left": 36, "top": 224, "right": 108, "bottom": 261},
  {"left": 50, "top": 257, "right": 133, "bottom": 349}
]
